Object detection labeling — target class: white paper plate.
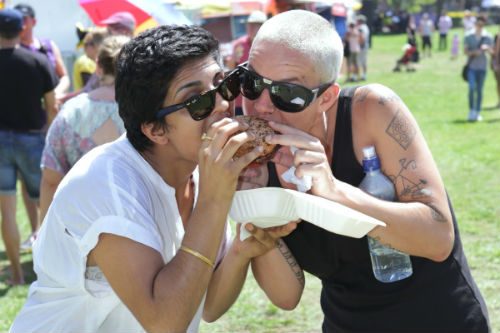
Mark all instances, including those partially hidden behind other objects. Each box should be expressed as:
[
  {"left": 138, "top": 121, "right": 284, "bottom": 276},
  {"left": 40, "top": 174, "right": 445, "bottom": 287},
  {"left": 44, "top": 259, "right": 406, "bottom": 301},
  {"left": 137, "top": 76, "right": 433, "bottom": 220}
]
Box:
[{"left": 230, "top": 187, "right": 386, "bottom": 240}]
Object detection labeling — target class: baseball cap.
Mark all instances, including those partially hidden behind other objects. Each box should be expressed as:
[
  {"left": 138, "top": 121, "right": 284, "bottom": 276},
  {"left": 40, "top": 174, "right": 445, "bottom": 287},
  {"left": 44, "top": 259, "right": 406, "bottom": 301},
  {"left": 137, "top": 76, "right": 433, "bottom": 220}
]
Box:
[
  {"left": 0, "top": 8, "right": 23, "bottom": 34},
  {"left": 13, "top": 3, "right": 35, "bottom": 18},
  {"left": 247, "top": 10, "right": 267, "bottom": 24},
  {"left": 100, "top": 11, "right": 136, "bottom": 31}
]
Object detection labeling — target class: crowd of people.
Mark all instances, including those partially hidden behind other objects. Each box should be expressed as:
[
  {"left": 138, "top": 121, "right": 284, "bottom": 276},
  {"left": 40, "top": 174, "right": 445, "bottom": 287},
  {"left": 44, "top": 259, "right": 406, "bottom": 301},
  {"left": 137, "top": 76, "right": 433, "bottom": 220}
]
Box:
[{"left": 0, "top": 3, "right": 493, "bottom": 333}]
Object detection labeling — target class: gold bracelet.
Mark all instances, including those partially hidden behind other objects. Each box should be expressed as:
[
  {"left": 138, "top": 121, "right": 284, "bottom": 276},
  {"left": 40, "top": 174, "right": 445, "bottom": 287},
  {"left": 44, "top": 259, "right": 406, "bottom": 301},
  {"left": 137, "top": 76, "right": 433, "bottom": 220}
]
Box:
[{"left": 180, "top": 245, "right": 215, "bottom": 269}]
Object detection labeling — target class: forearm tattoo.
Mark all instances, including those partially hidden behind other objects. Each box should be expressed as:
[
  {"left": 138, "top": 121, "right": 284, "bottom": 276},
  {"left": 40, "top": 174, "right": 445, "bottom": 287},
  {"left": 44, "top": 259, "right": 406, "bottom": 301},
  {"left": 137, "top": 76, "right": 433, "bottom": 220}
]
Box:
[
  {"left": 276, "top": 239, "right": 305, "bottom": 287},
  {"left": 386, "top": 110, "right": 416, "bottom": 150}
]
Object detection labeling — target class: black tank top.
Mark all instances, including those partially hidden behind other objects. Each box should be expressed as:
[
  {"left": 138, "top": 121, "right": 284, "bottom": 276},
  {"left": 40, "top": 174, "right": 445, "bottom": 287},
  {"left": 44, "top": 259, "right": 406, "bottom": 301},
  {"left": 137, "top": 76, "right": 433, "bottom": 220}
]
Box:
[{"left": 268, "top": 87, "right": 490, "bottom": 332}]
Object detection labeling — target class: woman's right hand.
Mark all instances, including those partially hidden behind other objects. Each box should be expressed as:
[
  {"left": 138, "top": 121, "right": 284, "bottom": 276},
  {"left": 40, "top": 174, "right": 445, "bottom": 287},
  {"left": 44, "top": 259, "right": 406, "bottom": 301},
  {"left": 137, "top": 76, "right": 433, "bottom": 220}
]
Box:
[{"left": 197, "top": 117, "right": 263, "bottom": 202}]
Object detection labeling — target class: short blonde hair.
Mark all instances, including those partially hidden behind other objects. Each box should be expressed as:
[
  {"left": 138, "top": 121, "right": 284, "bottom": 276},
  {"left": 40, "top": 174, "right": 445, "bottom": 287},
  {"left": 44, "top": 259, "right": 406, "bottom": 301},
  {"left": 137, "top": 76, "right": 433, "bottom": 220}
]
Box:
[{"left": 252, "top": 10, "right": 343, "bottom": 83}]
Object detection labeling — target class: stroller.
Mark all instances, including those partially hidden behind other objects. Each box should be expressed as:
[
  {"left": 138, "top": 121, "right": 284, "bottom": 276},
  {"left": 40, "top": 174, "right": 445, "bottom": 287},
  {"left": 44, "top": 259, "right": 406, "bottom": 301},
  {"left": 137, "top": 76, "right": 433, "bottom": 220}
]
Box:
[{"left": 393, "top": 40, "right": 418, "bottom": 72}]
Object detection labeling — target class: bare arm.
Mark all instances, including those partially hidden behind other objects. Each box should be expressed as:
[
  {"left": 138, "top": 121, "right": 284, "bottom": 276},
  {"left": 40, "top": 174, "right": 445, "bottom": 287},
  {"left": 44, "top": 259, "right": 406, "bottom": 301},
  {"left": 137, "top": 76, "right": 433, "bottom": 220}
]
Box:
[
  {"left": 51, "top": 41, "right": 70, "bottom": 98},
  {"left": 266, "top": 84, "right": 454, "bottom": 262},
  {"left": 251, "top": 238, "right": 304, "bottom": 310},
  {"left": 43, "top": 90, "right": 58, "bottom": 127},
  {"left": 39, "top": 168, "right": 64, "bottom": 224},
  {"left": 204, "top": 221, "right": 300, "bottom": 320}
]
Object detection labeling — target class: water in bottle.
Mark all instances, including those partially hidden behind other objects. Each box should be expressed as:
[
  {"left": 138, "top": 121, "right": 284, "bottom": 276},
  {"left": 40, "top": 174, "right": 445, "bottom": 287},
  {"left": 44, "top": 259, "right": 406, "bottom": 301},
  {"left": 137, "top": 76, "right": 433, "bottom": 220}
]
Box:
[{"left": 359, "top": 146, "right": 413, "bottom": 283}]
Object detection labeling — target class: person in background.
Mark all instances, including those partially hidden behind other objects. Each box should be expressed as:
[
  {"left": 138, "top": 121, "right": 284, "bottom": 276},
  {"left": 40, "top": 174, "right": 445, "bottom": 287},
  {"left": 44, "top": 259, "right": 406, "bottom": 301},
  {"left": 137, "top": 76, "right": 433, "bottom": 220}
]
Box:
[
  {"left": 419, "top": 13, "right": 434, "bottom": 58},
  {"left": 228, "top": 10, "right": 267, "bottom": 115},
  {"left": 464, "top": 14, "right": 493, "bottom": 122},
  {"left": 463, "top": 9, "right": 476, "bottom": 34},
  {"left": 100, "top": 11, "right": 136, "bottom": 37},
  {"left": 39, "top": 35, "right": 128, "bottom": 223},
  {"left": 73, "top": 27, "right": 108, "bottom": 91},
  {"left": 237, "top": 9, "right": 490, "bottom": 332},
  {"left": 58, "top": 27, "right": 109, "bottom": 105},
  {"left": 438, "top": 10, "right": 453, "bottom": 51},
  {"left": 10, "top": 25, "right": 299, "bottom": 332},
  {"left": 451, "top": 32, "right": 460, "bottom": 59},
  {"left": 14, "top": 3, "right": 68, "bottom": 249},
  {"left": 14, "top": 3, "right": 69, "bottom": 106},
  {"left": 0, "top": 8, "right": 58, "bottom": 285},
  {"left": 345, "top": 21, "right": 362, "bottom": 82},
  {"left": 356, "top": 14, "right": 370, "bottom": 81},
  {"left": 491, "top": 25, "right": 500, "bottom": 108}
]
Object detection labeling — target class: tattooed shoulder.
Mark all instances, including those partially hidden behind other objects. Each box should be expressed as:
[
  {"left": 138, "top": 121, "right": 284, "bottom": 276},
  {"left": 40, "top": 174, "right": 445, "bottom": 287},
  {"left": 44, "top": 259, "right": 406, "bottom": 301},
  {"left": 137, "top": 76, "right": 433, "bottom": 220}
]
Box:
[
  {"left": 354, "top": 84, "right": 401, "bottom": 106},
  {"left": 385, "top": 110, "right": 416, "bottom": 150}
]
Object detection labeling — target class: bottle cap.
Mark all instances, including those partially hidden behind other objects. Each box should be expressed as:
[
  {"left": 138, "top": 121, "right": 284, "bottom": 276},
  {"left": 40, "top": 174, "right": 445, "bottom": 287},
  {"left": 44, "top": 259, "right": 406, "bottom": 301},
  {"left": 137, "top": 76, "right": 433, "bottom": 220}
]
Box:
[{"left": 362, "top": 146, "right": 376, "bottom": 159}]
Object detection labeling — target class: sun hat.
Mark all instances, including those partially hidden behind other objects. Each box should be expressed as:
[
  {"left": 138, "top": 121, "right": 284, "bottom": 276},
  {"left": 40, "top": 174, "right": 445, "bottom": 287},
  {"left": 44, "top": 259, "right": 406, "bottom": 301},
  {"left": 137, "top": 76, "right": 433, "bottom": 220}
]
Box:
[
  {"left": 247, "top": 10, "right": 267, "bottom": 24},
  {"left": 100, "top": 11, "right": 136, "bottom": 31}
]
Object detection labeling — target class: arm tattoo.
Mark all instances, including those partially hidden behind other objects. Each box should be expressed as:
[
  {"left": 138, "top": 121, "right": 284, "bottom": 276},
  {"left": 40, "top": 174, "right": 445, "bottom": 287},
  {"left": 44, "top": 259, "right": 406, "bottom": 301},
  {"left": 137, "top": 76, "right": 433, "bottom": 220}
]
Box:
[
  {"left": 378, "top": 92, "right": 401, "bottom": 106},
  {"left": 276, "top": 239, "right": 305, "bottom": 287},
  {"left": 354, "top": 86, "right": 370, "bottom": 103},
  {"left": 426, "top": 203, "right": 447, "bottom": 223},
  {"left": 385, "top": 110, "right": 416, "bottom": 150},
  {"left": 388, "top": 158, "right": 429, "bottom": 201},
  {"left": 388, "top": 159, "right": 447, "bottom": 223}
]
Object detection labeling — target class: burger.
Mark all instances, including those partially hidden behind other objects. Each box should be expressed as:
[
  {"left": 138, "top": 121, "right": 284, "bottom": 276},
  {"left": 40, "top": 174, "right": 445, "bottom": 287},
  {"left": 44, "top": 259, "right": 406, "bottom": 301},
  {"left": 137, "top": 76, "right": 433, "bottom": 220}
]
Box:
[{"left": 233, "top": 116, "right": 280, "bottom": 164}]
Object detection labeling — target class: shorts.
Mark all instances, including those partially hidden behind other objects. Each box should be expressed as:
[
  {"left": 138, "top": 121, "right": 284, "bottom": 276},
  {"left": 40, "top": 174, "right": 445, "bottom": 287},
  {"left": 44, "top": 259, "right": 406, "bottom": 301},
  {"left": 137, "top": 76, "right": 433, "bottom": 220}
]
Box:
[{"left": 0, "top": 130, "right": 45, "bottom": 199}]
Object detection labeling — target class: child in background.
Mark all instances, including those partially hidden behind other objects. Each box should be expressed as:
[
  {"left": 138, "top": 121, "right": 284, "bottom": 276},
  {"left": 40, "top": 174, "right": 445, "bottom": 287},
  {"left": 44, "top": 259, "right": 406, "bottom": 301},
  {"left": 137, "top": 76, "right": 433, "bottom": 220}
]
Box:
[
  {"left": 451, "top": 33, "right": 460, "bottom": 59},
  {"left": 393, "top": 40, "right": 418, "bottom": 72}
]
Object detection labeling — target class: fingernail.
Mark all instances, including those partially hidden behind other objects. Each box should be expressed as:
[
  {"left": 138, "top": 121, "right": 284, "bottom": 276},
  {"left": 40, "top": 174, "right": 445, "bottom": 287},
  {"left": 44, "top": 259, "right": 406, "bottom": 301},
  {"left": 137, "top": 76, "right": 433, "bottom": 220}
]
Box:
[
  {"left": 265, "top": 135, "right": 272, "bottom": 142},
  {"left": 256, "top": 146, "right": 264, "bottom": 152},
  {"left": 246, "top": 224, "right": 254, "bottom": 231}
]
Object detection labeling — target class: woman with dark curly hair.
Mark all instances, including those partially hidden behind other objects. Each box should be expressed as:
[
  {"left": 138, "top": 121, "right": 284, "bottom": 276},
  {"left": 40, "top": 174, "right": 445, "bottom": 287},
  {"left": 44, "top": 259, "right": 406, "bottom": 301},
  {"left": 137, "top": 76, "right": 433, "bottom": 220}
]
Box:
[{"left": 10, "top": 25, "right": 299, "bottom": 333}]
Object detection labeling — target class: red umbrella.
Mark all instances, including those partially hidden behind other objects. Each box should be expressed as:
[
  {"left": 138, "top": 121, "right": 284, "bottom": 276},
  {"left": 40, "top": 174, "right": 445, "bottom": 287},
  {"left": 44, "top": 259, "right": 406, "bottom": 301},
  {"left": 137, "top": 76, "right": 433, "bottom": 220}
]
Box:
[{"left": 78, "top": 0, "right": 152, "bottom": 27}]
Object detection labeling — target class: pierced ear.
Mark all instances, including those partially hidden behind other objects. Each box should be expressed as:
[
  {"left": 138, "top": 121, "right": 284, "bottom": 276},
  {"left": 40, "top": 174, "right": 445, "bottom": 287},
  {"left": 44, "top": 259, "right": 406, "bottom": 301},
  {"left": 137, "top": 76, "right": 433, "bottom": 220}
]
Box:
[
  {"left": 318, "top": 83, "right": 340, "bottom": 113},
  {"left": 141, "top": 122, "right": 169, "bottom": 145}
]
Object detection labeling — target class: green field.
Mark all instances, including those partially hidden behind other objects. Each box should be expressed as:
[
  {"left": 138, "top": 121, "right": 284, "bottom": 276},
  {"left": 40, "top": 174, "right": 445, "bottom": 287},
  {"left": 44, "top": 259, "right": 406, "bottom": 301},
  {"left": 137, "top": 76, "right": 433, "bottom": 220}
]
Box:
[{"left": 1, "top": 30, "right": 499, "bottom": 332}]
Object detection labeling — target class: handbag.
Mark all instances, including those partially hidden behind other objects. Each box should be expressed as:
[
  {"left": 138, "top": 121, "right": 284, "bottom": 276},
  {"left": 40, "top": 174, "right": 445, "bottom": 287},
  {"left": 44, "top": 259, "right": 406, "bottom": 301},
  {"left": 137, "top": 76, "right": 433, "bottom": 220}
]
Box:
[{"left": 462, "top": 63, "right": 469, "bottom": 81}]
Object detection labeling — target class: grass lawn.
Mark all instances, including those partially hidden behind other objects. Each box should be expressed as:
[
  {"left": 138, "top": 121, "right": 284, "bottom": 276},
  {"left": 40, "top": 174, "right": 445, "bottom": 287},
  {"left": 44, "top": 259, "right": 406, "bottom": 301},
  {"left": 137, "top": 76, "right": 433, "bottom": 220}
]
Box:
[{"left": 1, "top": 29, "right": 499, "bottom": 332}]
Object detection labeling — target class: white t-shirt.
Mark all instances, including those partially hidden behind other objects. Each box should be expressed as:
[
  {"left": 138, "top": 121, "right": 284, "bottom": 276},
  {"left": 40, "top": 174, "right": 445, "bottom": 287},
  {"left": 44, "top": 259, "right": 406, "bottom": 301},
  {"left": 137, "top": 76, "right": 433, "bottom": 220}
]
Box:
[{"left": 10, "top": 135, "right": 231, "bottom": 333}]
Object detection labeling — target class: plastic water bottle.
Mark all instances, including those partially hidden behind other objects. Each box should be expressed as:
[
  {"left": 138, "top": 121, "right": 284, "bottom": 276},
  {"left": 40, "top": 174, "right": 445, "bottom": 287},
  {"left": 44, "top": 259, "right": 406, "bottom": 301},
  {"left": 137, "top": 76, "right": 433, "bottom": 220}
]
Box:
[{"left": 359, "top": 146, "right": 413, "bottom": 283}]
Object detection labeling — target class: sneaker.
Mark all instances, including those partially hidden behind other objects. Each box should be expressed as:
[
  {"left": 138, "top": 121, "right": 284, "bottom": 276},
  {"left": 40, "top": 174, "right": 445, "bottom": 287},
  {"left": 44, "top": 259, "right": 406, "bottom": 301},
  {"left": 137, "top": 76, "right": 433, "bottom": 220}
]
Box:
[
  {"left": 476, "top": 113, "right": 483, "bottom": 121},
  {"left": 20, "top": 232, "right": 37, "bottom": 253},
  {"left": 468, "top": 110, "right": 477, "bottom": 122}
]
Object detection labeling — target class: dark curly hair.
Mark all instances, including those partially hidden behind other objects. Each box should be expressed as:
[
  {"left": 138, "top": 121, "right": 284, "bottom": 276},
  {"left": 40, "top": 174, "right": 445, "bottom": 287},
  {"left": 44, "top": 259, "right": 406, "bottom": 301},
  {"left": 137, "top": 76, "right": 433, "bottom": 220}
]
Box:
[{"left": 115, "top": 25, "right": 220, "bottom": 152}]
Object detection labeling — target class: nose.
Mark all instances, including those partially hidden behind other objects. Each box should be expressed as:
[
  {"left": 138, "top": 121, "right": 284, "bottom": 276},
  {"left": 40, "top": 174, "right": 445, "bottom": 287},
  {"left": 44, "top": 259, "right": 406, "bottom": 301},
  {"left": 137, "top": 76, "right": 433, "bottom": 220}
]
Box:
[
  {"left": 211, "top": 90, "right": 232, "bottom": 118},
  {"left": 251, "top": 87, "right": 275, "bottom": 116}
]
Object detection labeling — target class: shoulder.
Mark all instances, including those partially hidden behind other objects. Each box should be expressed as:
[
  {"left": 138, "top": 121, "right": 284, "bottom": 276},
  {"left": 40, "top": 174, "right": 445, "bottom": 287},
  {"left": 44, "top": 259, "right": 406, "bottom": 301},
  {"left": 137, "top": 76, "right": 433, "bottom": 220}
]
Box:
[{"left": 351, "top": 84, "right": 411, "bottom": 131}]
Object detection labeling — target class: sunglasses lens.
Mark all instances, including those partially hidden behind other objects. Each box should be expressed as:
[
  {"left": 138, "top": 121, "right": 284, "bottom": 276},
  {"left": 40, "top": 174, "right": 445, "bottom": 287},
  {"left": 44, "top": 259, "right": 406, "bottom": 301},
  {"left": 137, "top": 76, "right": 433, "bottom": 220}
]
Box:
[
  {"left": 186, "top": 91, "right": 216, "bottom": 120},
  {"left": 271, "top": 84, "right": 312, "bottom": 112},
  {"left": 241, "top": 71, "right": 263, "bottom": 100},
  {"left": 219, "top": 71, "right": 240, "bottom": 101}
]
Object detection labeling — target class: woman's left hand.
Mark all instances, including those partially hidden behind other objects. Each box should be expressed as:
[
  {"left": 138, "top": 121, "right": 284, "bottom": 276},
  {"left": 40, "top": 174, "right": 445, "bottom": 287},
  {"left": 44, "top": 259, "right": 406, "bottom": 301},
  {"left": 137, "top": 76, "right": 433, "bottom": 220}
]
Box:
[{"left": 266, "top": 121, "right": 340, "bottom": 200}]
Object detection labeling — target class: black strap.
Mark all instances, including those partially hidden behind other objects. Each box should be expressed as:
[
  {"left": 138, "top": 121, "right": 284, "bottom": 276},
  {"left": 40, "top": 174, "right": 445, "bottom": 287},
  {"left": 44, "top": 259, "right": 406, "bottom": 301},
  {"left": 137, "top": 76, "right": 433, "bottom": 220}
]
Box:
[{"left": 332, "top": 86, "right": 358, "bottom": 176}]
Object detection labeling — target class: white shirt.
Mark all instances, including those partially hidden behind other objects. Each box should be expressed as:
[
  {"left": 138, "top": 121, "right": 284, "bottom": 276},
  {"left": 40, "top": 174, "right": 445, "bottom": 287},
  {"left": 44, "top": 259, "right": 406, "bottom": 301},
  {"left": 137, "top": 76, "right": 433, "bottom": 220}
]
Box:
[{"left": 10, "top": 135, "right": 231, "bottom": 333}]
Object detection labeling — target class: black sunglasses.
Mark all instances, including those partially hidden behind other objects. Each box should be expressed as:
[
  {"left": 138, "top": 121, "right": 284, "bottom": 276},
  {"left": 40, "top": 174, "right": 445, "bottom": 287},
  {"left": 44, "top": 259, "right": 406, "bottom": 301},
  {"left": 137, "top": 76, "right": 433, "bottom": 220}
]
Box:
[
  {"left": 238, "top": 62, "right": 332, "bottom": 113},
  {"left": 156, "top": 69, "right": 241, "bottom": 121}
]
